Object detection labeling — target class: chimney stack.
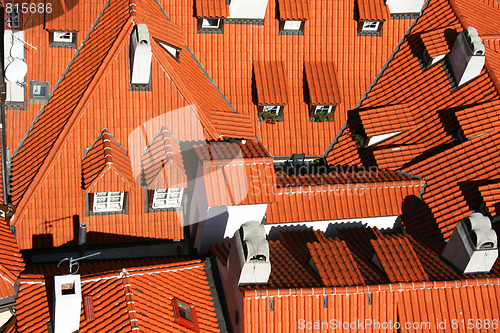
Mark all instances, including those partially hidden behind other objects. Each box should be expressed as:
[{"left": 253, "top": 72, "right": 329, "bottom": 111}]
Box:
[
  {"left": 449, "top": 27, "right": 485, "bottom": 87},
  {"left": 54, "top": 274, "right": 82, "bottom": 333},
  {"left": 130, "top": 24, "right": 152, "bottom": 86}
]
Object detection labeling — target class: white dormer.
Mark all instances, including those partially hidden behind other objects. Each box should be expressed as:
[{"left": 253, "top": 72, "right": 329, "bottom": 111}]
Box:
[
  {"left": 54, "top": 274, "right": 82, "bottom": 333},
  {"left": 449, "top": 27, "right": 485, "bottom": 87},
  {"left": 442, "top": 213, "right": 498, "bottom": 274},
  {"left": 130, "top": 24, "right": 152, "bottom": 86}
]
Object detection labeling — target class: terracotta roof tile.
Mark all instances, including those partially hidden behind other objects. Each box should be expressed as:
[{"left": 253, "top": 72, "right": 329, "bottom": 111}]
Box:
[
  {"left": 16, "top": 259, "right": 220, "bottom": 333},
  {"left": 357, "top": 0, "right": 390, "bottom": 21},
  {"left": 267, "top": 171, "right": 424, "bottom": 223},
  {"left": 450, "top": 0, "right": 500, "bottom": 38},
  {"left": 277, "top": 0, "right": 310, "bottom": 20},
  {"left": 141, "top": 127, "right": 187, "bottom": 189},
  {"left": 195, "top": 0, "right": 229, "bottom": 18},
  {"left": 456, "top": 99, "right": 500, "bottom": 138},
  {"left": 307, "top": 239, "right": 365, "bottom": 286},
  {"left": 359, "top": 104, "right": 416, "bottom": 137},
  {"left": 201, "top": 156, "right": 276, "bottom": 207},
  {"left": 304, "top": 61, "right": 341, "bottom": 105},
  {"left": 82, "top": 130, "right": 135, "bottom": 193},
  {"left": 420, "top": 27, "right": 456, "bottom": 58},
  {"left": 195, "top": 141, "right": 271, "bottom": 160},
  {"left": 278, "top": 229, "right": 327, "bottom": 265},
  {"left": 371, "top": 235, "right": 429, "bottom": 283},
  {"left": 254, "top": 61, "right": 289, "bottom": 105},
  {"left": 45, "top": 1, "right": 82, "bottom": 31},
  {"left": 479, "top": 182, "right": 500, "bottom": 218}
]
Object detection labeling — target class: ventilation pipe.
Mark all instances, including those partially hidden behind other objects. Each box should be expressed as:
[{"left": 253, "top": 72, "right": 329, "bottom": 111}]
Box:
[
  {"left": 130, "top": 24, "right": 152, "bottom": 85},
  {"left": 449, "top": 27, "right": 485, "bottom": 87}
]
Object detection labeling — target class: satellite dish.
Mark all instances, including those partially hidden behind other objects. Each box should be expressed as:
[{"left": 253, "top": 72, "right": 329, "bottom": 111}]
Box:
[
  {"left": 10, "top": 42, "right": 24, "bottom": 59},
  {"left": 5, "top": 60, "right": 27, "bottom": 82}
]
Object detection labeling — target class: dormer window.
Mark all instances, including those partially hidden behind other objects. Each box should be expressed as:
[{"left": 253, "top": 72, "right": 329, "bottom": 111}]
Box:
[
  {"left": 49, "top": 31, "right": 77, "bottom": 48},
  {"left": 149, "top": 188, "right": 184, "bottom": 210},
  {"left": 30, "top": 80, "right": 50, "bottom": 104},
  {"left": 279, "top": 20, "right": 305, "bottom": 35},
  {"left": 312, "top": 105, "right": 335, "bottom": 122},
  {"left": 259, "top": 105, "right": 283, "bottom": 123},
  {"left": 91, "top": 191, "right": 126, "bottom": 213},
  {"left": 172, "top": 298, "right": 200, "bottom": 332},
  {"left": 358, "top": 21, "right": 383, "bottom": 36},
  {"left": 157, "top": 40, "right": 181, "bottom": 61},
  {"left": 304, "top": 61, "right": 341, "bottom": 122},
  {"left": 197, "top": 18, "right": 223, "bottom": 33}
]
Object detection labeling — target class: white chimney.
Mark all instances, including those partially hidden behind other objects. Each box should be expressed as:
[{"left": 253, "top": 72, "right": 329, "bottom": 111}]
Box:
[
  {"left": 442, "top": 213, "right": 498, "bottom": 274},
  {"left": 228, "top": 0, "right": 269, "bottom": 20},
  {"left": 130, "top": 24, "right": 152, "bottom": 85},
  {"left": 385, "top": 0, "right": 425, "bottom": 16},
  {"left": 54, "top": 274, "right": 82, "bottom": 333},
  {"left": 228, "top": 221, "right": 271, "bottom": 285},
  {"left": 449, "top": 27, "right": 485, "bottom": 87}
]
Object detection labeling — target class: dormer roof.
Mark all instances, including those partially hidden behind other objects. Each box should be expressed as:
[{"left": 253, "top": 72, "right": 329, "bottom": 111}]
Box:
[
  {"left": 254, "top": 61, "right": 289, "bottom": 105},
  {"left": 357, "top": 0, "right": 390, "bottom": 21},
  {"left": 304, "top": 61, "right": 341, "bottom": 105},
  {"left": 82, "top": 130, "right": 135, "bottom": 193},
  {"left": 195, "top": 0, "right": 229, "bottom": 18},
  {"left": 277, "top": 0, "right": 310, "bottom": 20}
]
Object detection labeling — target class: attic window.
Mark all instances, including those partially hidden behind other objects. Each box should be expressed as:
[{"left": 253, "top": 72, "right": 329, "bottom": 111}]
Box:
[
  {"left": 157, "top": 40, "right": 181, "bottom": 60},
  {"left": 259, "top": 105, "right": 283, "bottom": 123},
  {"left": 30, "top": 80, "right": 50, "bottom": 103},
  {"left": 311, "top": 105, "right": 335, "bottom": 122},
  {"left": 172, "top": 299, "right": 200, "bottom": 332},
  {"left": 197, "top": 18, "right": 223, "bottom": 34},
  {"left": 279, "top": 20, "right": 305, "bottom": 35},
  {"left": 149, "top": 188, "right": 184, "bottom": 209},
  {"left": 88, "top": 191, "right": 128, "bottom": 215},
  {"left": 49, "top": 31, "right": 77, "bottom": 48},
  {"left": 358, "top": 21, "right": 383, "bottom": 36}
]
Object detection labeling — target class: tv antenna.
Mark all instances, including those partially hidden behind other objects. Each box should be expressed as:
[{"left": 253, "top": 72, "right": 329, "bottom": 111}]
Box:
[{"left": 57, "top": 252, "right": 101, "bottom": 274}]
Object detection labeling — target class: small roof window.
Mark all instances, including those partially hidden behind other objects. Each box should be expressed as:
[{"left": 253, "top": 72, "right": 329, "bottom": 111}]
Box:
[
  {"left": 172, "top": 298, "right": 200, "bottom": 332},
  {"left": 49, "top": 30, "right": 77, "bottom": 48}
]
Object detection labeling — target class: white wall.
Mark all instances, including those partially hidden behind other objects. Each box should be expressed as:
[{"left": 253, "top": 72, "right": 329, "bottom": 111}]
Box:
[
  {"left": 386, "top": 0, "right": 425, "bottom": 15},
  {"left": 229, "top": 0, "right": 269, "bottom": 20}
]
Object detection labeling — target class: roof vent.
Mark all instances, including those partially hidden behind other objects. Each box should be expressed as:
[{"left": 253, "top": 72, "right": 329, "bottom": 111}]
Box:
[
  {"left": 54, "top": 274, "right": 82, "bottom": 333},
  {"left": 230, "top": 221, "right": 271, "bottom": 285},
  {"left": 442, "top": 213, "right": 498, "bottom": 274},
  {"left": 130, "top": 24, "right": 152, "bottom": 86},
  {"left": 449, "top": 27, "right": 485, "bottom": 87}
]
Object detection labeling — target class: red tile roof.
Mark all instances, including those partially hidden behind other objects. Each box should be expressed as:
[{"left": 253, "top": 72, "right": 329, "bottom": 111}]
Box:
[
  {"left": 359, "top": 104, "right": 416, "bottom": 137},
  {"left": 451, "top": 0, "right": 500, "bottom": 38},
  {"left": 15, "top": 259, "right": 220, "bottom": 333},
  {"left": 200, "top": 156, "right": 276, "bottom": 207},
  {"left": 141, "top": 127, "right": 187, "bottom": 189},
  {"left": 254, "top": 61, "right": 290, "bottom": 105},
  {"left": 45, "top": 1, "right": 82, "bottom": 31},
  {"left": 0, "top": 219, "right": 24, "bottom": 301},
  {"left": 420, "top": 28, "right": 456, "bottom": 58},
  {"left": 267, "top": 170, "right": 424, "bottom": 223},
  {"left": 82, "top": 130, "right": 135, "bottom": 193},
  {"left": 304, "top": 61, "right": 341, "bottom": 105},
  {"left": 479, "top": 182, "right": 500, "bottom": 218},
  {"left": 357, "top": 0, "right": 390, "bottom": 21},
  {"left": 195, "top": 0, "right": 229, "bottom": 18},
  {"left": 456, "top": 99, "right": 500, "bottom": 138},
  {"left": 195, "top": 141, "right": 271, "bottom": 160},
  {"left": 371, "top": 234, "right": 429, "bottom": 282},
  {"left": 277, "top": 0, "right": 310, "bottom": 20},
  {"left": 307, "top": 239, "right": 365, "bottom": 286}
]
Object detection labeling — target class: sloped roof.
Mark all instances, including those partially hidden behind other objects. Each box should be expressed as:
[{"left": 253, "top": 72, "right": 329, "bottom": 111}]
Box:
[
  {"left": 141, "top": 127, "right": 187, "bottom": 189},
  {"left": 479, "top": 182, "right": 500, "bottom": 218},
  {"left": 304, "top": 61, "right": 341, "bottom": 105},
  {"left": 15, "top": 259, "right": 220, "bottom": 332},
  {"left": 45, "top": 1, "right": 82, "bottom": 31},
  {"left": 254, "top": 61, "right": 289, "bottom": 105},
  {"left": 420, "top": 27, "right": 456, "bottom": 58},
  {"left": 267, "top": 170, "right": 424, "bottom": 223},
  {"left": 451, "top": 0, "right": 500, "bottom": 38},
  {"left": 195, "top": 0, "right": 229, "bottom": 18},
  {"left": 82, "top": 130, "right": 135, "bottom": 192},
  {"left": 307, "top": 239, "right": 366, "bottom": 286},
  {"left": 195, "top": 141, "right": 271, "bottom": 160},
  {"left": 277, "top": 0, "right": 310, "bottom": 20},
  {"left": 455, "top": 99, "right": 500, "bottom": 138},
  {"left": 0, "top": 219, "right": 24, "bottom": 302},
  {"left": 359, "top": 104, "right": 415, "bottom": 137},
  {"left": 357, "top": 0, "right": 390, "bottom": 21},
  {"left": 371, "top": 235, "right": 429, "bottom": 282}
]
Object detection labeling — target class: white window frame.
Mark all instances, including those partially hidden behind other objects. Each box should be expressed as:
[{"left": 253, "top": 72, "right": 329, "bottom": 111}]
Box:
[
  {"left": 314, "top": 105, "right": 333, "bottom": 114},
  {"left": 152, "top": 188, "right": 184, "bottom": 209},
  {"left": 92, "top": 191, "right": 125, "bottom": 212},
  {"left": 262, "top": 105, "right": 281, "bottom": 115},
  {"left": 53, "top": 32, "right": 74, "bottom": 43},
  {"left": 32, "top": 84, "right": 46, "bottom": 97},
  {"left": 362, "top": 21, "right": 380, "bottom": 32},
  {"left": 201, "top": 18, "right": 221, "bottom": 29},
  {"left": 283, "top": 20, "right": 302, "bottom": 31}
]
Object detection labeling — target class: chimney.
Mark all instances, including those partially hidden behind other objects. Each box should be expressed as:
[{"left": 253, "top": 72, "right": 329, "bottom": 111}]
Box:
[
  {"left": 228, "top": 221, "right": 271, "bottom": 285},
  {"left": 130, "top": 24, "right": 152, "bottom": 85},
  {"left": 54, "top": 274, "right": 82, "bottom": 333},
  {"left": 228, "top": 0, "right": 269, "bottom": 20},
  {"left": 442, "top": 213, "right": 498, "bottom": 274},
  {"left": 449, "top": 27, "right": 485, "bottom": 87}
]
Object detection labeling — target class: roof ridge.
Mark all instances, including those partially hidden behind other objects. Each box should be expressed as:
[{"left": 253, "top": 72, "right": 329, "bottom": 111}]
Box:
[
  {"left": 10, "top": 0, "right": 134, "bottom": 224},
  {"left": 121, "top": 271, "right": 141, "bottom": 332}
]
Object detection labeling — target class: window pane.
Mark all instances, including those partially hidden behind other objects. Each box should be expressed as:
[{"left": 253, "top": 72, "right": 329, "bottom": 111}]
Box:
[{"left": 283, "top": 20, "right": 301, "bottom": 30}]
